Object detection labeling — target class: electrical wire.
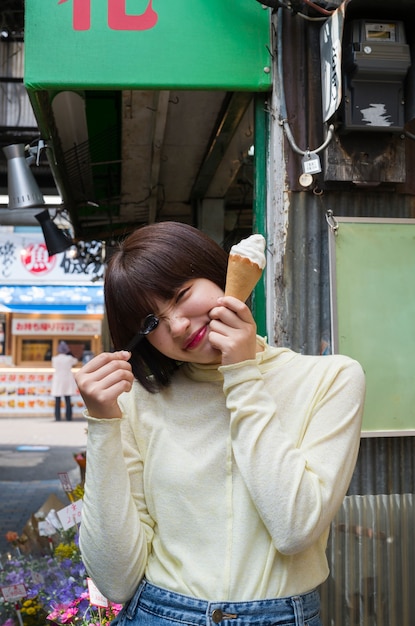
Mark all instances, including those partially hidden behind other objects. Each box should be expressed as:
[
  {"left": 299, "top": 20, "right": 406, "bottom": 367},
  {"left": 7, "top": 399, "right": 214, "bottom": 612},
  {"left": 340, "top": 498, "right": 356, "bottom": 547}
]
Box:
[
  {"left": 256, "top": 0, "right": 292, "bottom": 10},
  {"left": 256, "top": 0, "right": 335, "bottom": 19},
  {"left": 296, "top": 12, "right": 327, "bottom": 21},
  {"left": 303, "top": 0, "right": 334, "bottom": 16},
  {"left": 276, "top": 6, "right": 334, "bottom": 156}
]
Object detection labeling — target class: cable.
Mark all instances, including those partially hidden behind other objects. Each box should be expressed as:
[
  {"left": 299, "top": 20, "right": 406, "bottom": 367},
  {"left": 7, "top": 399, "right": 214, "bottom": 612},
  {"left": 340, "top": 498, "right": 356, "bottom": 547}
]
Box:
[
  {"left": 303, "top": 0, "right": 334, "bottom": 16},
  {"left": 276, "top": 6, "right": 334, "bottom": 156},
  {"left": 256, "top": 0, "right": 335, "bottom": 17},
  {"left": 255, "top": 0, "right": 291, "bottom": 10},
  {"left": 296, "top": 11, "right": 327, "bottom": 21}
]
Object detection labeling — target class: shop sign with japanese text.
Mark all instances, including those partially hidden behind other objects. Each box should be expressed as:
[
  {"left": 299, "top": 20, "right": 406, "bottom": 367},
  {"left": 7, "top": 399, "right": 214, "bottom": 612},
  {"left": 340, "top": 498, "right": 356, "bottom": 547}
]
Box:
[
  {"left": 0, "top": 231, "right": 103, "bottom": 285},
  {"left": 24, "top": 0, "right": 271, "bottom": 91},
  {"left": 12, "top": 319, "right": 102, "bottom": 336}
]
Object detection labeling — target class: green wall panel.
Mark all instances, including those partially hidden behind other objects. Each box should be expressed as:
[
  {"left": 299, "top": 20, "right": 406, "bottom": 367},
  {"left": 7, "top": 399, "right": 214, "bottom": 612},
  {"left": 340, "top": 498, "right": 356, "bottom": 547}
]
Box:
[{"left": 329, "top": 218, "right": 415, "bottom": 435}]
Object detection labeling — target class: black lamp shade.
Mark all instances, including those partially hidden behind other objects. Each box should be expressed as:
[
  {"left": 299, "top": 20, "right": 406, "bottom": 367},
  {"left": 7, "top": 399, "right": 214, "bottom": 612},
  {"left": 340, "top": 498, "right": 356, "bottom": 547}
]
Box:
[{"left": 35, "top": 209, "right": 73, "bottom": 257}]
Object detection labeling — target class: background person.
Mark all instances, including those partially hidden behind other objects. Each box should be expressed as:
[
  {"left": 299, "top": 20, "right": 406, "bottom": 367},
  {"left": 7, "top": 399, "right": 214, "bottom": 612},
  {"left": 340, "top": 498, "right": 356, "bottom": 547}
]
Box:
[
  {"left": 76, "top": 222, "right": 365, "bottom": 626},
  {"left": 51, "top": 340, "right": 78, "bottom": 421}
]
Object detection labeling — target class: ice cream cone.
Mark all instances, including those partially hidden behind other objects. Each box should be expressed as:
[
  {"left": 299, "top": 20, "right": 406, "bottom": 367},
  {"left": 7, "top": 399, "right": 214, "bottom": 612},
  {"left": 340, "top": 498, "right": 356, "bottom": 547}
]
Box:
[{"left": 225, "top": 254, "right": 263, "bottom": 302}]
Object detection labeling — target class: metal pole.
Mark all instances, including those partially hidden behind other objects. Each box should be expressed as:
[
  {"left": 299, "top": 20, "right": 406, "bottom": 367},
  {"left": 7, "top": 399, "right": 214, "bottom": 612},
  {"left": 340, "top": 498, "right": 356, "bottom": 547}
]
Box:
[{"left": 252, "top": 93, "right": 268, "bottom": 337}]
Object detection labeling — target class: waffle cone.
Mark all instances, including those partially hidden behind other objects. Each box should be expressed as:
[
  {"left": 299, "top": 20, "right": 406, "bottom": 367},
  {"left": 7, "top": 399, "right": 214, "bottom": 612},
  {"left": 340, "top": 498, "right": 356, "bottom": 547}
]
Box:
[{"left": 224, "top": 254, "right": 263, "bottom": 302}]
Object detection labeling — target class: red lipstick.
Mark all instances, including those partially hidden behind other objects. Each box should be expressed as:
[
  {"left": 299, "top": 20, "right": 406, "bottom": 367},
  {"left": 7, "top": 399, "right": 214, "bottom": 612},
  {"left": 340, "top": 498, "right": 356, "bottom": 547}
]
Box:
[{"left": 185, "top": 326, "right": 207, "bottom": 350}]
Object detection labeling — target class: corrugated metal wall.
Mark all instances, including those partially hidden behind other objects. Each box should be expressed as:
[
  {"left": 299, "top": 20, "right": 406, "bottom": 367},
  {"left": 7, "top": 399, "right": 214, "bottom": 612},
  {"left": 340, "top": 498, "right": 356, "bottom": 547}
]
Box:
[
  {"left": 267, "top": 5, "right": 415, "bottom": 623},
  {"left": 320, "top": 493, "right": 415, "bottom": 626},
  {"left": 0, "top": 41, "right": 37, "bottom": 128},
  {"left": 320, "top": 438, "right": 415, "bottom": 624}
]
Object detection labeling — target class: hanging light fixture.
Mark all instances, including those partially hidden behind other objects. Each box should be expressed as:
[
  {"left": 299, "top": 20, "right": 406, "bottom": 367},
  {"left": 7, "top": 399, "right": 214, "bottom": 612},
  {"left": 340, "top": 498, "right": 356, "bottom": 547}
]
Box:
[
  {"left": 2, "top": 141, "right": 74, "bottom": 256},
  {"left": 35, "top": 209, "right": 73, "bottom": 257},
  {"left": 1, "top": 143, "right": 46, "bottom": 225},
  {"left": 3, "top": 143, "right": 45, "bottom": 209}
]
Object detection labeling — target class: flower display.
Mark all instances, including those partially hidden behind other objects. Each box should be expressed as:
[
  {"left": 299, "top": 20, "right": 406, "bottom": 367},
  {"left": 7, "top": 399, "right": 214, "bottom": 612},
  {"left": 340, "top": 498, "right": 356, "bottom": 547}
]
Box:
[
  {"left": 46, "top": 592, "right": 122, "bottom": 625},
  {"left": 0, "top": 480, "right": 121, "bottom": 626}
]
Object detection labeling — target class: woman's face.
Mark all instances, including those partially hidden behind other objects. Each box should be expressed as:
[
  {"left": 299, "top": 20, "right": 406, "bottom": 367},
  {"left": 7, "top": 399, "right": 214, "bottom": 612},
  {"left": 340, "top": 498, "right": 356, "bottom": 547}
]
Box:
[{"left": 146, "top": 278, "right": 223, "bottom": 365}]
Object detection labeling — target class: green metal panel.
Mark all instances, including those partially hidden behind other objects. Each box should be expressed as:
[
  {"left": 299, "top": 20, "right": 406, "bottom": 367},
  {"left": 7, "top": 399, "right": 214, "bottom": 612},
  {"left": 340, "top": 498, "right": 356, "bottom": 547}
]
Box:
[
  {"left": 329, "top": 218, "right": 415, "bottom": 435},
  {"left": 252, "top": 93, "right": 268, "bottom": 337},
  {"left": 24, "top": 0, "right": 272, "bottom": 91}
]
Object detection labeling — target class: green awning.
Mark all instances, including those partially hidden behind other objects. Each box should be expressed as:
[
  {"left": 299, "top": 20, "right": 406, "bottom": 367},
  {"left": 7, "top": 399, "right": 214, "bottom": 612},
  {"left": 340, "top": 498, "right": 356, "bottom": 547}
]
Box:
[{"left": 24, "top": 0, "right": 272, "bottom": 91}]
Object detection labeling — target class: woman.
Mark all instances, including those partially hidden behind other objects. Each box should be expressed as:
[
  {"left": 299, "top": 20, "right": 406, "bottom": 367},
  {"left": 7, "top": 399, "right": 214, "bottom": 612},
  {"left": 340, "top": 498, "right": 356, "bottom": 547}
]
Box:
[{"left": 76, "top": 221, "right": 365, "bottom": 626}]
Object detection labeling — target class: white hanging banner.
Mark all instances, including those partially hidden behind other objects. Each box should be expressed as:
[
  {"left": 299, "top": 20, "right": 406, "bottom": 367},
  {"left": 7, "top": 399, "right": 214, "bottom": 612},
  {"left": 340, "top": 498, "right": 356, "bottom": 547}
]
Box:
[{"left": 320, "top": 0, "right": 349, "bottom": 122}]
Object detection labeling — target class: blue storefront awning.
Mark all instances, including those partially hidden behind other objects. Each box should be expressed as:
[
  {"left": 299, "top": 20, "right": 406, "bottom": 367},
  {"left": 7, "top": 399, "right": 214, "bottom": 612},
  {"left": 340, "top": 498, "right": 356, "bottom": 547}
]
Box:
[{"left": 0, "top": 284, "right": 104, "bottom": 314}]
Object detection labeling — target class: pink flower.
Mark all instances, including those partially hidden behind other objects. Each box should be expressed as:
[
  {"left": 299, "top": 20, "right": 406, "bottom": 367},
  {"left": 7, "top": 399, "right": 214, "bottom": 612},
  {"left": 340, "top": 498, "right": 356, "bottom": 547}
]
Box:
[
  {"left": 60, "top": 606, "right": 79, "bottom": 623},
  {"left": 47, "top": 606, "right": 64, "bottom": 621},
  {"left": 47, "top": 604, "right": 79, "bottom": 624}
]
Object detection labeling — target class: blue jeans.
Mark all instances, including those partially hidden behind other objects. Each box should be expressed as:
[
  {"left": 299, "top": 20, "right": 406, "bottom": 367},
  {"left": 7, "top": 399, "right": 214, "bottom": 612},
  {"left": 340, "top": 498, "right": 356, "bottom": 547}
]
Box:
[{"left": 111, "top": 579, "right": 322, "bottom": 626}]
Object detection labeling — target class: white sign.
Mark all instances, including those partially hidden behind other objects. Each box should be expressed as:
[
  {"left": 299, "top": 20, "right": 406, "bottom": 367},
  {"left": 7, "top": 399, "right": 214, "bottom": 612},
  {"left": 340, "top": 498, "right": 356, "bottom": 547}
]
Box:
[
  {"left": 320, "top": 0, "right": 349, "bottom": 122},
  {"left": 0, "top": 231, "right": 103, "bottom": 284},
  {"left": 87, "top": 578, "right": 109, "bottom": 608},
  {"left": 1, "top": 584, "right": 27, "bottom": 602},
  {"left": 12, "top": 318, "right": 101, "bottom": 336},
  {"left": 58, "top": 471, "right": 74, "bottom": 493},
  {"left": 38, "top": 520, "right": 57, "bottom": 537},
  {"left": 57, "top": 499, "right": 83, "bottom": 530}
]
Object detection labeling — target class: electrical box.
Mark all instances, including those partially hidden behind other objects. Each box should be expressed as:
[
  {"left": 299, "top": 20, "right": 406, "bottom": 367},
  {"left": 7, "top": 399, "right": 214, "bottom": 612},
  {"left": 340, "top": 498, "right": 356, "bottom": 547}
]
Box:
[{"left": 342, "top": 20, "right": 411, "bottom": 132}]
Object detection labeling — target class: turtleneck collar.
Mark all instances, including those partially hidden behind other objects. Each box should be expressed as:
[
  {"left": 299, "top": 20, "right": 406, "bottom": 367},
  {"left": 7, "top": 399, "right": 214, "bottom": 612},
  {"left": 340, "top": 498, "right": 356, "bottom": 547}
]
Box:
[{"left": 181, "top": 336, "right": 271, "bottom": 382}]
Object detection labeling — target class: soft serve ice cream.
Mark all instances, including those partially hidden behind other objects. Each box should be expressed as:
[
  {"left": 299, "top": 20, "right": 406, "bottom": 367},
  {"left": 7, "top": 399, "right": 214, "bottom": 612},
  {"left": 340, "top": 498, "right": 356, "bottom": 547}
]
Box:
[{"left": 224, "top": 234, "right": 266, "bottom": 302}]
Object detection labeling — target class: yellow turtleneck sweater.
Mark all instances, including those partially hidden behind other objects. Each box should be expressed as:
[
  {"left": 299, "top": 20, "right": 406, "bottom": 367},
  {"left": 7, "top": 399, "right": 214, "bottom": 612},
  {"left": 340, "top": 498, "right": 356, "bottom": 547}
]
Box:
[{"left": 79, "top": 338, "right": 365, "bottom": 604}]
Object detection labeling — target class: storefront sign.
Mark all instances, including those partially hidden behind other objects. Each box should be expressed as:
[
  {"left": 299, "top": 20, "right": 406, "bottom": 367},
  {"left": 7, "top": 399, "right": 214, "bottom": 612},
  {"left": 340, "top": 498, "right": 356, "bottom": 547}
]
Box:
[
  {"left": 24, "top": 0, "right": 271, "bottom": 91},
  {"left": 12, "top": 319, "right": 102, "bottom": 336},
  {"left": 0, "top": 285, "right": 104, "bottom": 314},
  {"left": 0, "top": 232, "right": 104, "bottom": 312},
  {"left": 0, "top": 231, "right": 103, "bottom": 284},
  {"left": 59, "top": 0, "right": 158, "bottom": 32}
]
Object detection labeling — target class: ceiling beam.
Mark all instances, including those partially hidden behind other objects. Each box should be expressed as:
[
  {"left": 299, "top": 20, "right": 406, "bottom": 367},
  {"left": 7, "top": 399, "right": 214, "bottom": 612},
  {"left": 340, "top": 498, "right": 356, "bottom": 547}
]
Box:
[
  {"left": 148, "top": 90, "right": 170, "bottom": 224},
  {"left": 190, "top": 91, "right": 253, "bottom": 201}
]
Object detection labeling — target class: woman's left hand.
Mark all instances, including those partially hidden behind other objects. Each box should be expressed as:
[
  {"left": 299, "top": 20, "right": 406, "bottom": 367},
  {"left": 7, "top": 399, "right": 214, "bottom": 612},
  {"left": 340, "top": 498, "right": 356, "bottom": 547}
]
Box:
[{"left": 208, "top": 296, "right": 258, "bottom": 365}]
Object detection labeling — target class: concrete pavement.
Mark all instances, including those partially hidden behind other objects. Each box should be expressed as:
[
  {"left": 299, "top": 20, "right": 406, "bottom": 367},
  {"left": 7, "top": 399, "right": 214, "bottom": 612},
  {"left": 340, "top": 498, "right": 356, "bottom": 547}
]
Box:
[{"left": 0, "top": 416, "right": 87, "bottom": 555}]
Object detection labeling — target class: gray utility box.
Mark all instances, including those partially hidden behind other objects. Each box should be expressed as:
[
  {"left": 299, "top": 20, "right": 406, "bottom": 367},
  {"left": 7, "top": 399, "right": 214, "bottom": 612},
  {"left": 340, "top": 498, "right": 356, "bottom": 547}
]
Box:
[{"left": 342, "top": 20, "right": 411, "bottom": 132}]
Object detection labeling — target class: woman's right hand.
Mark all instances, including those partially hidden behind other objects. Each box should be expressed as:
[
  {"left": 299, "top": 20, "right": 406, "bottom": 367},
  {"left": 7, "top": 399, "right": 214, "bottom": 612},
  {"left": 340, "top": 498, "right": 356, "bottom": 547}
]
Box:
[{"left": 74, "top": 351, "right": 134, "bottom": 419}]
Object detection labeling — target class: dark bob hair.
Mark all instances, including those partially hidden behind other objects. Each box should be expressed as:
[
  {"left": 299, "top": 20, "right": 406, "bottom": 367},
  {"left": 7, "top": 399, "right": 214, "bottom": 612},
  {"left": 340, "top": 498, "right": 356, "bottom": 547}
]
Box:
[{"left": 105, "top": 221, "right": 228, "bottom": 392}]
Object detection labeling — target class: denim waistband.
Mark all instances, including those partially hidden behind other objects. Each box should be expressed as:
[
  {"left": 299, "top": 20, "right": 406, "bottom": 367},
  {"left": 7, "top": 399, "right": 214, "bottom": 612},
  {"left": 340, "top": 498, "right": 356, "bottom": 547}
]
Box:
[{"left": 121, "top": 579, "right": 321, "bottom": 626}]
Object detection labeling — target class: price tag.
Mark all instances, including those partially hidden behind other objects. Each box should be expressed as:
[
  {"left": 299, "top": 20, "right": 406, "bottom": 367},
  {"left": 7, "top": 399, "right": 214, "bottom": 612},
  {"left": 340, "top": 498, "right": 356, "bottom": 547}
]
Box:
[
  {"left": 87, "top": 578, "right": 109, "bottom": 608},
  {"left": 31, "top": 571, "right": 44, "bottom": 585},
  {"left": 58, "top": 472, "right": 74, "bottom": 493},
  {"left": 302, "top": 152, "right": 321, "bottom": 175},
  {"left": 1, "top": 584, "right": 27, "bottom": 602},
  {"left": 57, "top": 499, "right": 83, "bottom": 530}
]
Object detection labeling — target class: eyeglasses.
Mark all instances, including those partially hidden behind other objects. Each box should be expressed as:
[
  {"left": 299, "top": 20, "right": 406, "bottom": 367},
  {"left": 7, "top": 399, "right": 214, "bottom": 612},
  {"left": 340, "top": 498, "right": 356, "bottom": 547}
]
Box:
[{"left": 125, "top": 314, "right": 159, "bottom": 351}]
